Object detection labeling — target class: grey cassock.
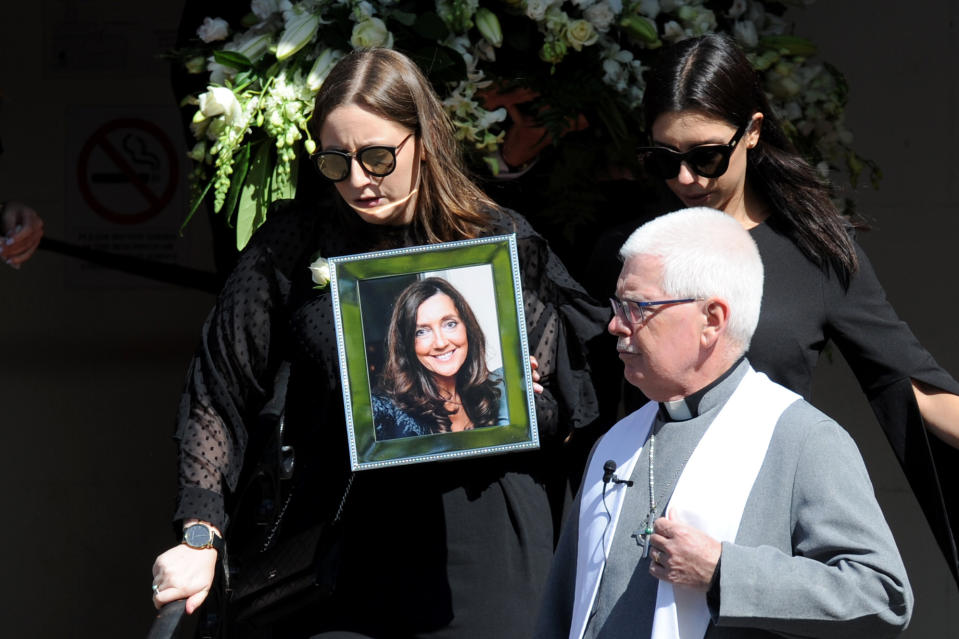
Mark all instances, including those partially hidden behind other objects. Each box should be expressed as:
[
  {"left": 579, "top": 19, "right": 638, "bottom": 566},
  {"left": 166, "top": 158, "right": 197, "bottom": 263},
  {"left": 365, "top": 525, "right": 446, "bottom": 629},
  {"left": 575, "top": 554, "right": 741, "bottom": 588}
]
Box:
[{"left": 534, "top": 360, "right": 913, "bottom": 639}]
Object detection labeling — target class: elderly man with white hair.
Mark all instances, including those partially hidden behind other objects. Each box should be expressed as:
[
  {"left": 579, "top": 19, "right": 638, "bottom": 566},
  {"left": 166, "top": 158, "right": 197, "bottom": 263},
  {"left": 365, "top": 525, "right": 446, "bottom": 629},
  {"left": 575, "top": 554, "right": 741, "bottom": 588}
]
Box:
[{"left": 534, "top": 207, "right": 912, "bottom": 639}]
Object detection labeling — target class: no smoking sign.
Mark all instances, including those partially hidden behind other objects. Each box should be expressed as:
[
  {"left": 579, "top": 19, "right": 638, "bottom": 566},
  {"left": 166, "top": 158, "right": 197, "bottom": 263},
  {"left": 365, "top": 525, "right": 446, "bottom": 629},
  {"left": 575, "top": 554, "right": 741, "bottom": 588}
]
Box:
[{"left": 76, "top": 118, "right": 179, "bottom": 225}]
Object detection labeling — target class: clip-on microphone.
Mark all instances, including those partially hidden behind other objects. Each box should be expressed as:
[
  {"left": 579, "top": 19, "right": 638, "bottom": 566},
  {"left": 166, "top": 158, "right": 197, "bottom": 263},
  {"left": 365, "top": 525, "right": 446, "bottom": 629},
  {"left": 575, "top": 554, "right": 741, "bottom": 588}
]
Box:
[{"left": 602, "top": 460, "right": 633, "bottom": 486}]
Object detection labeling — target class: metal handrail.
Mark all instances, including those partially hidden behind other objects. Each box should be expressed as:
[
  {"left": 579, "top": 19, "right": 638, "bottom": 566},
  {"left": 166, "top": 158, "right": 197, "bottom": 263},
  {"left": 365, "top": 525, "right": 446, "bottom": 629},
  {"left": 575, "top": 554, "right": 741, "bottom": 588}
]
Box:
[
  {"left": 39, "top": 236, "right": 221, "bottom": 293},
  {"left": 146, "top": 600, "right": 188, "bottom": 639}
]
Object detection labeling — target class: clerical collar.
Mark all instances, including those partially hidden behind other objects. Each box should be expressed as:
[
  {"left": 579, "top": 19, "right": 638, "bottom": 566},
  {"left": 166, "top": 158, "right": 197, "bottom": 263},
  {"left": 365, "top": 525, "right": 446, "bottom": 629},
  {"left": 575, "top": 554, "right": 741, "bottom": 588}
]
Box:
[{"left": 659, "top": 356, "right": 748, "bottom": 421}]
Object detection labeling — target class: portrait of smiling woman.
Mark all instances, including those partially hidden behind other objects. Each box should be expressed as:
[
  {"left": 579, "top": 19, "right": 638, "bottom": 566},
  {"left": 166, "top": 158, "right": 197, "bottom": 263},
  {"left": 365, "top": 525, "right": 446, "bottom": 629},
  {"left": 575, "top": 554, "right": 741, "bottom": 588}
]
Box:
[{"left": 373, "top": 276, "right": 509, "bottom": 440}]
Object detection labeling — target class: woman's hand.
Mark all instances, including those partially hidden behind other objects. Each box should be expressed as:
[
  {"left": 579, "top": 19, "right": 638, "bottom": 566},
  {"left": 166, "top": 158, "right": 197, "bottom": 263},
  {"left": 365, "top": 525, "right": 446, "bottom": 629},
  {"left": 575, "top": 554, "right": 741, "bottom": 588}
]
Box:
[
  {"left": 151, "top": 543, "right": 218, "bottom": 613},
  {"left": 913, "top": 380, "right": 959, "bottom": 449},
  {"left": 0, "top": 201, "right": 44, "bottom": 268},
  {"left": 530, "top": 355, "right": 543, "bottom": 394}
]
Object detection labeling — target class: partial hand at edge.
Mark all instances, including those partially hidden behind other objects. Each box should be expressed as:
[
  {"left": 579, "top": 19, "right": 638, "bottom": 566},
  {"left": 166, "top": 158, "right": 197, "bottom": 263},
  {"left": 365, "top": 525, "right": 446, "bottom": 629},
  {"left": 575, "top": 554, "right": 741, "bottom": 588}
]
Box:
[
  {"left": 530, "top": 355, "right": 543, "bottom": 395},
  {"left": 151, "top": 544, "right": 218, "bottom": 614},
  {"left": 0, "top": 201, "right": 44, "bottom": 268}
]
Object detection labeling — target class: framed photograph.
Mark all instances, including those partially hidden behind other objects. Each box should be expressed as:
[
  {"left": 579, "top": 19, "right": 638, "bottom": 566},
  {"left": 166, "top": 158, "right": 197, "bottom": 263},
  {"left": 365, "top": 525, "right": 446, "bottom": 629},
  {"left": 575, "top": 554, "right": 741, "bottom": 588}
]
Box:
[{"left": 329, "top": 233, "right": 538, "bottom": 470}]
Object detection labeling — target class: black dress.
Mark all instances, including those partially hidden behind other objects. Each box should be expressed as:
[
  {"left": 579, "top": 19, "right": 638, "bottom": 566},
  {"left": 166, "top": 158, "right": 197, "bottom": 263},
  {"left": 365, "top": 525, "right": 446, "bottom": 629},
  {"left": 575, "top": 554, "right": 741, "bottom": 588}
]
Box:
[
  {"left": 747, "top": 217, "right": 959, "bottom": 584},
  {"left": 171, "top": 199, "right": 609, "bottom": 637}
]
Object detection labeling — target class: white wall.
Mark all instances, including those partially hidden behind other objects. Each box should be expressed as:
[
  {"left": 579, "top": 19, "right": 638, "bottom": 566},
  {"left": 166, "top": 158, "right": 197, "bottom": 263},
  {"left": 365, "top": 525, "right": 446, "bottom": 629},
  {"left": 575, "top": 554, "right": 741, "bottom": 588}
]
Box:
[{"left": 792, "top": 2, "right": 959, "bottom": 635}]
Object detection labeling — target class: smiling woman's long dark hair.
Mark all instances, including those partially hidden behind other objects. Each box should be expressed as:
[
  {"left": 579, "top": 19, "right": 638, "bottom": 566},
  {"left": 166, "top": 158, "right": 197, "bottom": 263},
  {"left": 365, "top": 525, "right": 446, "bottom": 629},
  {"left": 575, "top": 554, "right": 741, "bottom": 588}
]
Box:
[
  {"left": 380, "top": 277, "right": 501, "bottom": 432},
  {"left": 643, "top": 33, "right": 861, "bottom": 287}
]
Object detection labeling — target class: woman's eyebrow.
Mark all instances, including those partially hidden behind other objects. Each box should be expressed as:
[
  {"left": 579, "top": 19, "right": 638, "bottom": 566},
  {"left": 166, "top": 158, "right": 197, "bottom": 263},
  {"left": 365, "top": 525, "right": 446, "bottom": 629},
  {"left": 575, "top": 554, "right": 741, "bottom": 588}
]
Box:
[{"left": 651, "top": 136, "right": 726, "bottom": 150}]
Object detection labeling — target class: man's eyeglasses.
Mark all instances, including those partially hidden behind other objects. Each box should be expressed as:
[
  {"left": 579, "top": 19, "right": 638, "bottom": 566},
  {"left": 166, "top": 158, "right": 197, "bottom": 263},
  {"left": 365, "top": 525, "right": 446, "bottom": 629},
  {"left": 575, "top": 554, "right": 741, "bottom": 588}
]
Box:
[
  {"left": 310, "top": 132, "right": 414, "bottom": 182},
  {"left": 638, "top": 122, "right": 749, "bottom": 180},
  {"left": 609, "top": 296, "right": 698, "bottom": 324}
]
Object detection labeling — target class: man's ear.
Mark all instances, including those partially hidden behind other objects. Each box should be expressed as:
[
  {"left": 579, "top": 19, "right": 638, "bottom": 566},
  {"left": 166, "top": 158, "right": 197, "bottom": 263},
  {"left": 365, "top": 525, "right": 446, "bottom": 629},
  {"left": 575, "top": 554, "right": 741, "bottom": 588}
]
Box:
[{"left": 701, "top": 298, "right": 729, "bottom": 348}]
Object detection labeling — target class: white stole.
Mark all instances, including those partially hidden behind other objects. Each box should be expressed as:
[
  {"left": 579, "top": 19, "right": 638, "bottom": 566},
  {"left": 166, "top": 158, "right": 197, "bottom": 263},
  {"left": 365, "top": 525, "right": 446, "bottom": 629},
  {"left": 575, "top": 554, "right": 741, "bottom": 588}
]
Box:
[{"left": 570, "top": 368, "right": 800, "bottom": 639}]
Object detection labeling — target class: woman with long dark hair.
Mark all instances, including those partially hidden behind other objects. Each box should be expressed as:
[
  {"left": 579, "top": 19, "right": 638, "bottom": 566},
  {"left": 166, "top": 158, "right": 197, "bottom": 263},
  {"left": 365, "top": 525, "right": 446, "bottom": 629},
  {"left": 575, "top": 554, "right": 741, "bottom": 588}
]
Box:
[
  {"left": 374, "top": 277, "right": 508, "bottom": 439},
  {"left": 639, "top": 33, "right": 959, "bottom": 583},
  {"left": 150, "top": 48, "right": 607, "bottom": 637}
]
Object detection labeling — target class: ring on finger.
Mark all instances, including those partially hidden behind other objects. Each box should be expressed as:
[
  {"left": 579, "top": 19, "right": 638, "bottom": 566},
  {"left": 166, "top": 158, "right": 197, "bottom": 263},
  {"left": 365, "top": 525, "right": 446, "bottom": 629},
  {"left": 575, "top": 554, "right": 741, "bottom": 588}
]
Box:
[{"left": 152, "top": 584, "right": 160, "bottom": 596}]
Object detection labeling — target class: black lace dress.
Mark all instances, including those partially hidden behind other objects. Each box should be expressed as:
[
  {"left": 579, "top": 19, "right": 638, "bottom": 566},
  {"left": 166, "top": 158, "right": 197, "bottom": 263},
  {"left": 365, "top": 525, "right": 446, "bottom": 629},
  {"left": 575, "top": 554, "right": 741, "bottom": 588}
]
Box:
[{"left": 171, "top": 199, "right": 609, "bottom": 637}]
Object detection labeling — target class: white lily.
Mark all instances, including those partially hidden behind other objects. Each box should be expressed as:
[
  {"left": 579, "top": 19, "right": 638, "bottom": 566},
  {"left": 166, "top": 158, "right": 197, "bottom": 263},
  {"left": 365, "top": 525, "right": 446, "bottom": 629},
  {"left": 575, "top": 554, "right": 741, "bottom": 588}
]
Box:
[
  {"left": 307, "top": 49, "right": 343, "bottom": 91},
  {"left": 276, "top": 5, "right": 321, "bottom": 60}
]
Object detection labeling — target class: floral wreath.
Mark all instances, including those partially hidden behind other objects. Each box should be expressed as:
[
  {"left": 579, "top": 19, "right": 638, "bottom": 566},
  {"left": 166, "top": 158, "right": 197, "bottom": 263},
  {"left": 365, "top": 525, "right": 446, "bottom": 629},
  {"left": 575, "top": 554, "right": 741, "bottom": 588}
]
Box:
[{"left": 178, "top": 0, "right": 876, "bottom": 250}]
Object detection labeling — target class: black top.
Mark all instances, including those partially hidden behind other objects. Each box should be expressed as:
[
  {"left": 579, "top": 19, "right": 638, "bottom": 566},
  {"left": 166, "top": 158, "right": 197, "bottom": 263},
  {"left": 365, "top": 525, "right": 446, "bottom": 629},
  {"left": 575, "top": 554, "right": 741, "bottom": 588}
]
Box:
[
  {"left": 748, "top": 218, "right": 959, "bottom": 401},
  {"left": 749, "top": 218, "right": 959, "bottom": 584},
  {"left": 171, "top": 200, "right": 609, "bottom": 637}
]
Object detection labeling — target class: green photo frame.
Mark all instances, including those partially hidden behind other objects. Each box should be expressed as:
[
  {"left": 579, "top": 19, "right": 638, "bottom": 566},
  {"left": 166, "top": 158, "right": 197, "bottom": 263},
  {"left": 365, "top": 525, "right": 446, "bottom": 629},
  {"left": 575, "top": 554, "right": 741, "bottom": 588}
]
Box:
[{"left": 329, "top": 233, "right": 538, "bottom": 470}]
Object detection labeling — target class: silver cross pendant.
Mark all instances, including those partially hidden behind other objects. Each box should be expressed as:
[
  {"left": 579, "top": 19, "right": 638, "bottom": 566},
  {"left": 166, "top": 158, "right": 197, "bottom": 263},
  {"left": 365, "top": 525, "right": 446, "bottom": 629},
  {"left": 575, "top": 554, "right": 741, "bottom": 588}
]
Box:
[{"left": 631, "top": 524, "right": 654, "bottom": 558}]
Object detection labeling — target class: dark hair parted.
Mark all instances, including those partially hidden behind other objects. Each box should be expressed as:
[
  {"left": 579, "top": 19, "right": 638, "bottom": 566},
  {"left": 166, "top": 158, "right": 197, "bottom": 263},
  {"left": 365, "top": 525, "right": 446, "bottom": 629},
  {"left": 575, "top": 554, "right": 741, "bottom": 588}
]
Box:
[
  {"left": 381, "top": 277, "right": 501, "bottom": 432},
  {"left": 643, "top": 33, "right": 860, "bottom": 286},
  {"left": 311, "top": 48, "right": 496, "bottom": 243}
]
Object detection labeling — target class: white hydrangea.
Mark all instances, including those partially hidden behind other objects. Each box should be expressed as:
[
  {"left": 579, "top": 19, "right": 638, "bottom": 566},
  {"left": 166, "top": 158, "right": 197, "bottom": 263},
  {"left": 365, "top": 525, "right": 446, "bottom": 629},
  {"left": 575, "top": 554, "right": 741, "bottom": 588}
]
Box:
[
  {"left": 197, "top": 16, "right": 230, "bottom": 43},
  {"left": 662, "top": 20, "right": 685, "bottom": 42},
  {"left": 525, "top": 0, "right": 555, "bottom": 23},
  {"left": 251, "top": 0, "right": 281, "bottom": 20},
  {"left": 584, "top": 1, "right": 617, "bottom": 33},
  {"left": 636, "top": 0, "right": 659, "bottom": 18}
]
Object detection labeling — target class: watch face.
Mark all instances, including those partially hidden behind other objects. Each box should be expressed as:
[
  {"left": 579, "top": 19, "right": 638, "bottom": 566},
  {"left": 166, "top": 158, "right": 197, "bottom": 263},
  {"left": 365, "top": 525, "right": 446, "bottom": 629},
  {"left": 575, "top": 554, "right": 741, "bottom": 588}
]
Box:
[{"left": 184, "top": 525, "right": 213, "bottom": 548}]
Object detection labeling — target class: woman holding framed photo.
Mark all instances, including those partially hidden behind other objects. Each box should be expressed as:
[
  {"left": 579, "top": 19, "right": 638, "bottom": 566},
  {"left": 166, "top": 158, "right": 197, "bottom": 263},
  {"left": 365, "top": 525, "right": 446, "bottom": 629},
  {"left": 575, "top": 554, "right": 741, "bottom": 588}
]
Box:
[{"left": 151, "top": 48, "right": 608, "bottom": 638}]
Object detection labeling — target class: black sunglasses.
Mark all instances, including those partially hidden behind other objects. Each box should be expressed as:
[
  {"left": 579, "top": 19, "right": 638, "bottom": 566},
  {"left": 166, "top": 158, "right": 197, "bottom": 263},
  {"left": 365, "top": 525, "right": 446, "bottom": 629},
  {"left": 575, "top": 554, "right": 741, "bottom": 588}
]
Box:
[
  {"left": 638, "top": 122, "right": 749, "bottom": 180},
  {"left": 310, "top": 132, "right": 414, "bottom": 182}
]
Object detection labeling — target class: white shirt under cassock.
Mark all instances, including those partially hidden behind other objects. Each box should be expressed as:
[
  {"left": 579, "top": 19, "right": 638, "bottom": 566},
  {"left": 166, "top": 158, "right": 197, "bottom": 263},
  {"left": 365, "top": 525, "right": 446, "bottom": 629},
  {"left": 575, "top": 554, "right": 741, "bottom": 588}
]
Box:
[{"left": 533, "top": 359, "right": 913, "bottom": 639}]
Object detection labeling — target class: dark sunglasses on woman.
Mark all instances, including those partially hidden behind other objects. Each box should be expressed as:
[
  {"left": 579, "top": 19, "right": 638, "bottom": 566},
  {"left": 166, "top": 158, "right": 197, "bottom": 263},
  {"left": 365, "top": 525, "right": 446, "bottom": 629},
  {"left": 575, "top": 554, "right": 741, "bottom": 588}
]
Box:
[
  {"left": 638, "top": 121, "right": 749, "bottom": 180},
  {"left": 311, "top": 132, "right": 414, "bottom": 182}
]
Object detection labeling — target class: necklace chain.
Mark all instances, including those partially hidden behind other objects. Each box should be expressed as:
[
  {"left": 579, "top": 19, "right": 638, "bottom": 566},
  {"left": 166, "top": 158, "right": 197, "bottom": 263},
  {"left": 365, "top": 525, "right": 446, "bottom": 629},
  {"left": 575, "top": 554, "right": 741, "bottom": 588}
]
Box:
[{"left": 648, "top": 431, "right": 656, "bottom": 519}]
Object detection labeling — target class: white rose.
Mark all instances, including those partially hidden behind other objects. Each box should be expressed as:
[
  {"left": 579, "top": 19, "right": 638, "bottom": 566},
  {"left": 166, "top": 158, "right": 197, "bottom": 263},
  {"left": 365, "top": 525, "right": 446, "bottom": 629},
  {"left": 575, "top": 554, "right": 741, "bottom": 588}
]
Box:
[
  {"left": 566, "top": 19, "right": 599, "bottom": 51},
  {"left": 732, "top": 20, "right": 758, "bottom": 49},
  {"left": 309, "top": 256, "right": 331, "bottom": 288},
  {"left": 351, "top": 17, "right": 394, "bottom": 48},
  {"left": 197, "top": 16, "right": 230, "bottom": 43},
  {"left": 198, "top": 86, "right": 242, "bottom": 125},
  {"left": 584, "top": 1, "right": 616, "bottom": 33}
]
